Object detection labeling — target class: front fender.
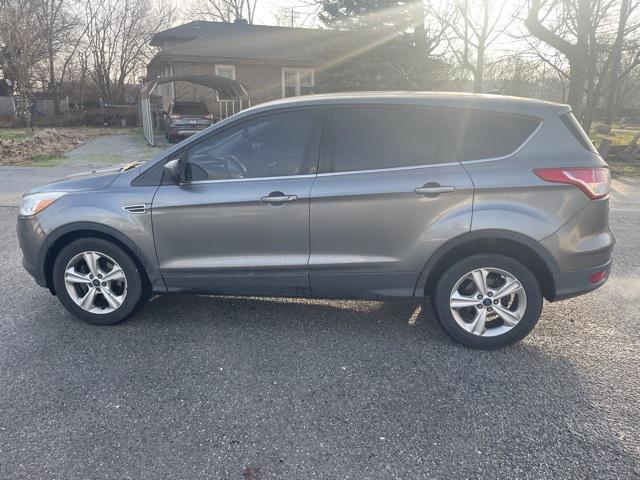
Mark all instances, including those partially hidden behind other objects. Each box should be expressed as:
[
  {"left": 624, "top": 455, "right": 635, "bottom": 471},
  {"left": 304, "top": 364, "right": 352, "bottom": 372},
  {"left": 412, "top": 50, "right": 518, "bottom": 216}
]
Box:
[
  {"left": 35, "top": 186, "right": 165, "bottom": 293},
  {"left": 39, "top": 221, "right": 166, "bottom": 293}
]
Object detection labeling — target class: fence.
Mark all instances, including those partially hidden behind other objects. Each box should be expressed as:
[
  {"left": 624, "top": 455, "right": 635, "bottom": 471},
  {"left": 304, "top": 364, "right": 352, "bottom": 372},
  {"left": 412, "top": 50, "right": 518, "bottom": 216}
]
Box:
[{"left": 216, "top": 98, "right": 250, "bottom": 121}]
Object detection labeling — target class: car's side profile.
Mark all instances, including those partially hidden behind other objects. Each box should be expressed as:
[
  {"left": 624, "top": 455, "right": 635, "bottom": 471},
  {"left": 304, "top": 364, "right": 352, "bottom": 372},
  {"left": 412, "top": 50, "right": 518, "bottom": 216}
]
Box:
[{"left": 17, "top": 93, "right": 614, "bottom": 349}]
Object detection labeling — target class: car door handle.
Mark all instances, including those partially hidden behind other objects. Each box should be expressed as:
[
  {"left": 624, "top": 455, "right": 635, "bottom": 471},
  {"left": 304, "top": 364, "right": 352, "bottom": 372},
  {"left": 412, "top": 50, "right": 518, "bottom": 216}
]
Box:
[
  {"left": 414, "top": 186, "right": 455, "bottom": 195},
  {"left": 260, "top": 194, "right": 298, "bottom": 204}
]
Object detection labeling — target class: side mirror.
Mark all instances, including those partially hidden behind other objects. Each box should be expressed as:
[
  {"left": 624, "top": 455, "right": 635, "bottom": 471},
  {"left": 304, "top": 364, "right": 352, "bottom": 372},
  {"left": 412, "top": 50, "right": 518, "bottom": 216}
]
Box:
[{"left": 164, "top": 157, "right": 188, "bottom": 185}]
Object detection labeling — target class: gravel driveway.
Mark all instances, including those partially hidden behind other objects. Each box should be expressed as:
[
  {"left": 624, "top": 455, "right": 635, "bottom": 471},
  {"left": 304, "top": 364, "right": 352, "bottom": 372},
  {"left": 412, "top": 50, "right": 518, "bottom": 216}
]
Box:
[
  {"left": 0, "top": 138, "right": 639, "bottom": 479},
  {"left": 0, "top": 133, "right": 163, "bottom": 206}
]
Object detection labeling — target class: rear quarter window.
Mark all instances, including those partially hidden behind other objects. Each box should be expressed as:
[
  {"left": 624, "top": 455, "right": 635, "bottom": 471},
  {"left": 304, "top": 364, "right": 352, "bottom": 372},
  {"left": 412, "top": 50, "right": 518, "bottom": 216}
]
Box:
[
  {"left": 559, "top": 113, "right": 598, "bottom": 153},
  {"left": 442, "top": 109, "right": 541, "bottom": 161}
]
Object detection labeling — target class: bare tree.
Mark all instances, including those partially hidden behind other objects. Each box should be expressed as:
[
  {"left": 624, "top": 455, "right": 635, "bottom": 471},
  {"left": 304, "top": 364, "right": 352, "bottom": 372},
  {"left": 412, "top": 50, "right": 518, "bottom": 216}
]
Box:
[
  {"left": 0, "top": 0, "right": 47, "bottom": 125},
  {"left": 525, "top": 0, "right": 640, "bottom": 128},
  {"left": 604, "top": 0, "right": 640, "bottom": 125},
  {"left": 426, "top": 0, "right": 514, "bottom": 93},
  {"left": 616, "top": 54, "right": 640, "bottom": 115},
  {"left": 83, "top": 0, "right": 175, "bottom": 104},
  {"left": 184, "top": 0, "right": 259, "bottom": 24},
  {"left": 274, "top": 7, "right": 305, "bottom": 27},
  {"left": 35, "top": 0, "right": 89, "bottom": 113}
]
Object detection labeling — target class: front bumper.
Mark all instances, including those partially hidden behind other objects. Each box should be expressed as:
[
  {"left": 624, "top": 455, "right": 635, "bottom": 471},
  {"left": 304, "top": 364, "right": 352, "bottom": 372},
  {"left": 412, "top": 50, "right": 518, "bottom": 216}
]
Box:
[{"left": 17, "top": 214, "right": 48, "bottom": 287}]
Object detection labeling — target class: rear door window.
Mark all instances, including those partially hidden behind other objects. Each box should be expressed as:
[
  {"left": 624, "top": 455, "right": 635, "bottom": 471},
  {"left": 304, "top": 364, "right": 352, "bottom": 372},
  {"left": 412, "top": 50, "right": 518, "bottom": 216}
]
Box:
[
  {"left": 442, "top": 109, "right": 541, "bottom": 161},
  {"left": 329, "top": 106, "right": 454, "bottom": 173}
]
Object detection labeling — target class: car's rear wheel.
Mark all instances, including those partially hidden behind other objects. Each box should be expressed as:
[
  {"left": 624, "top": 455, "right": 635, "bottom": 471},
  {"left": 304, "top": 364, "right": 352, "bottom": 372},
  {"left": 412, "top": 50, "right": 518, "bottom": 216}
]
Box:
[
  {"left": 52, "top": 238, "right": 146, "bottom": 325},
  {"left": 432, "top": 253, "right": 543, "bottom": 349}
]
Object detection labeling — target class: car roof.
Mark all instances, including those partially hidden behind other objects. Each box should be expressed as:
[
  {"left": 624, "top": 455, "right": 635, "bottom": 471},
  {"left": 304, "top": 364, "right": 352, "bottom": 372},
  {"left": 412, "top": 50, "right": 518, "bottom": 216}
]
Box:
[{"left": 253, "top": 92, "right": 571, "bottom": 117}]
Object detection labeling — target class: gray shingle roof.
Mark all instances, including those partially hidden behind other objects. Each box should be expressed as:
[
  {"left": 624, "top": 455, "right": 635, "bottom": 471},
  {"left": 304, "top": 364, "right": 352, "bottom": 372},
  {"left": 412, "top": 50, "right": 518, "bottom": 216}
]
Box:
[{"left": 149, "top": 21, "right": 376, "bottom": 67}]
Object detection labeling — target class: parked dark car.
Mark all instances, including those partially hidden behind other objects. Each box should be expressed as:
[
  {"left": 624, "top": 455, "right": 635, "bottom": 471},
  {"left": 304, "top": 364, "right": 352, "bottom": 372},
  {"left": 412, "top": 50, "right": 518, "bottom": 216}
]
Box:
[
  {"left": 163, "top": 100, "right": 214, "bottom": 143},
  {"left": 17, "top": 93, "right": 614, "bottom": 349}
]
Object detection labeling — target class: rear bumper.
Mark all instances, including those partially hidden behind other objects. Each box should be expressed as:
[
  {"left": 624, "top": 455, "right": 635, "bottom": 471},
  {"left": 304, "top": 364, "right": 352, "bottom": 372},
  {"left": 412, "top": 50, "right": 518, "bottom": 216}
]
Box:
[
  {"left": 167, "top": 125, "right": 209, "bottom": 136},
  {"left": 550, "top": 259, "right": 612, "bottom": 301},
  {"left": 175, "top": 129, "right": 207, "bottom": 136},
  {"left": 541, "top": 196, "right": 614, "bottom": 301}
]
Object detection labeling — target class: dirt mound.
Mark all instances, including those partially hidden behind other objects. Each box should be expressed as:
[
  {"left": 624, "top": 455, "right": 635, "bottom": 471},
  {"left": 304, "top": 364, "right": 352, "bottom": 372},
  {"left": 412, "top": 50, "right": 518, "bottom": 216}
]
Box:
[{"left": 0, "top": 128, "right": 126, "bottom": 165}]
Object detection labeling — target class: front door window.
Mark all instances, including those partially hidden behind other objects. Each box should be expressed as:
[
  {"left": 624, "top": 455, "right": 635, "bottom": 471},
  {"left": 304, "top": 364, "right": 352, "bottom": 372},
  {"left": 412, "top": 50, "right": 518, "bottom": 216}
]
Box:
[{"left": 185, "top": 109, "right": 316, "bottom": 181}]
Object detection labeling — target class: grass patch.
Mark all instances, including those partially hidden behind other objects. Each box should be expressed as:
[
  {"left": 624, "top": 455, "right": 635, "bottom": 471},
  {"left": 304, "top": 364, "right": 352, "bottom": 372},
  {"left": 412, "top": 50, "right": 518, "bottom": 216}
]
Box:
[
  {"left": 608, "top": 161, "right": 640, "bottom": 177},
  {"left": 0, "top": 128, "right": 35, "bottom": 141},
  {"left": 590, "top": 128, "right": 639, "bottom": 147},
  {"left": 26, "top": 153, "right": 66, "bottom": 166}
]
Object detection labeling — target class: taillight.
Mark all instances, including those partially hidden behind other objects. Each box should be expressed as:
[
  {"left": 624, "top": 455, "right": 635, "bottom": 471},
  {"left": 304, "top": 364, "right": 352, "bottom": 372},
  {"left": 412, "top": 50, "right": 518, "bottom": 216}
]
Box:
[
  {"left": 169, "top": 114, "right": 182, "bottom": 119},
  {"left": 589, "top": 269, "right": 608, "bottom": 284},
  {"left": 534, "top": 167, "right": 610, "bottom": 199},
  {"left": 203, "top": 114, "right": 213, "bottom": 120}
]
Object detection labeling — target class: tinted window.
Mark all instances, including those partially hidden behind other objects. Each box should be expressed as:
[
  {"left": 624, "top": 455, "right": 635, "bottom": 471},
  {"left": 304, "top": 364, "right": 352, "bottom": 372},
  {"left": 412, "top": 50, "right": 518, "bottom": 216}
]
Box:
[
  {"left": 559, "top": 113, "right": 597, "bottom": 153},
  {"left": 172, "top": 103, "right": 209, "bottom": 115},
  {"left": 331, "top": 107, "right": 448, "bottom": 172},
  {"left": 186, "top": 109, "right": 315, "bottom": 181},
  {"left": 442, "top": 109, "right": 541, "bottom": 161}
]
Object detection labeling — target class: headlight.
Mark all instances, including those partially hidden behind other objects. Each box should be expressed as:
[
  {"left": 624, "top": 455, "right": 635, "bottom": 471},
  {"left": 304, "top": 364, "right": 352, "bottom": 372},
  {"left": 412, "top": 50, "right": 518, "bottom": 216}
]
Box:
[{"left": 19, "top": 191, "right": 67, "bottom": 216}]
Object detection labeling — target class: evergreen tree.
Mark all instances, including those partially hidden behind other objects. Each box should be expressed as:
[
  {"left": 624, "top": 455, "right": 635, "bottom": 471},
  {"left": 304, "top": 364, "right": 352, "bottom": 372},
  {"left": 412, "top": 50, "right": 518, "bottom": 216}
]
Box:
[{"left": 315, "top": 0, "right": 447, "bottom": 91}]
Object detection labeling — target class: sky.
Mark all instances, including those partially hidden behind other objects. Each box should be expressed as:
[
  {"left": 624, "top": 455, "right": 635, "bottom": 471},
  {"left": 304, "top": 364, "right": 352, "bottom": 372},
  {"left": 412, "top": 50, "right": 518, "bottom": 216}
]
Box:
[
  {"left": 174, "top": 0, "right": 535, "bottom": 58},
  {"left": 175, "top": 0, "right": 320, "bottom": 27},
  {"left": 256, "top": 0, "right": 320, "bottom": 26}
]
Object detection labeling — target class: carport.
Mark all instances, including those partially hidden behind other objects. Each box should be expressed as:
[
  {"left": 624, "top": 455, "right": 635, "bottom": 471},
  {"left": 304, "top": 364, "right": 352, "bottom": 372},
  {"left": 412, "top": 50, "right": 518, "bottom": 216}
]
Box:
[{"left": 139, "top": 73, "right": 251, "bottom": 146}]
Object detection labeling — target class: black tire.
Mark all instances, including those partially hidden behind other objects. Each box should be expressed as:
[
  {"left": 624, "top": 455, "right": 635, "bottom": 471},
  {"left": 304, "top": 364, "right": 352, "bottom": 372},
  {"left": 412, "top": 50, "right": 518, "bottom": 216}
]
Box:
[
  {"left": 432, "top": 253, "right": 543, "bottom": 349},
  {"left": 52, "top": 238, "right": 146, "bottom": 325}
]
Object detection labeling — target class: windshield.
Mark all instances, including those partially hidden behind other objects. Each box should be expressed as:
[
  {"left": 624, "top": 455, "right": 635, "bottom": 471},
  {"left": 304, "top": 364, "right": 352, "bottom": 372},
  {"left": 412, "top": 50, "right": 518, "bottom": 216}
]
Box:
[{"left": 172, "top": 103, "right": 209, "bottom": 115}]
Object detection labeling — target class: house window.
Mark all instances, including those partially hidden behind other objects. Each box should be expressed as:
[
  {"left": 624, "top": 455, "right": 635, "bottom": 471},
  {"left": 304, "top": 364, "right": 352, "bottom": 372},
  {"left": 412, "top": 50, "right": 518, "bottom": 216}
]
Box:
[
  {"left": 282, "top": 68, "right": 314, "bottom": 98},
  {"left": 215, "top": 64, "right": 236, "bottom": 80}
]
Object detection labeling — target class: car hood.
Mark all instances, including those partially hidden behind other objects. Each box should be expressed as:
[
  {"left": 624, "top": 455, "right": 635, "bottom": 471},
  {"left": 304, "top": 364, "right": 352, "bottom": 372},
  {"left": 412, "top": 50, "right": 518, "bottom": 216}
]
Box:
[{"left": 27, "top": 162, "right": 143, "bottom": 194}]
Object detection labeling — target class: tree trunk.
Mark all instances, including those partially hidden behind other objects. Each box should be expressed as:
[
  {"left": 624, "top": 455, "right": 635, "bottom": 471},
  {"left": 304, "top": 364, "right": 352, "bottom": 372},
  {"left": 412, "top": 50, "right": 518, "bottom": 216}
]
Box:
[
  {"left": 605, "top": 0, "right": 630, "bottom": 126},
  {"left": 582, "top": 92, "right": 595, "bottom": 133},
  {"left": 474, "top": 45, "right": 485, "bottom": 93},
  {"left": 48, "top": 49, "right": 60, "bottom": 116},
  {"left": 413, "top": 0, "right": 426, "bottom": 52},
  {"left": 567, "top": 60, "right": 585, "bottom": 118}
]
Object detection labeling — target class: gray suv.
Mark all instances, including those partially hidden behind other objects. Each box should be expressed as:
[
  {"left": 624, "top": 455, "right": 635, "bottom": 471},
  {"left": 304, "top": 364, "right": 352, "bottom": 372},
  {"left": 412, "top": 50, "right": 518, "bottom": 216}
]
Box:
[
  {"left": 17, "top": 93, "right": 614, "bottom": 349},
  {"left": 163, "top": 100, "right": 214, "bottom": 143}
]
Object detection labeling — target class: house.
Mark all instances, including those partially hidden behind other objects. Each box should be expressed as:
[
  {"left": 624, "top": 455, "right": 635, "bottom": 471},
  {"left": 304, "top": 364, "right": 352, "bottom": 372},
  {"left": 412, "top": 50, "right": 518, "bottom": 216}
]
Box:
[{"left": 146, "top": 20, "right": 381, "bottom": 112}]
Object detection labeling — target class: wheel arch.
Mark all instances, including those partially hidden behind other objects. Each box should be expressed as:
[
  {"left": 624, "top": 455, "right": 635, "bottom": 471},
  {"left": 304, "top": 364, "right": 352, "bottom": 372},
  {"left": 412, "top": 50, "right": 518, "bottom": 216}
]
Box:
[
  {"left": 41, "top": 222, "right": 160, "bottom": 295},
  {"left": 415, "top": 230, "right": 558, "bottom": 300}
]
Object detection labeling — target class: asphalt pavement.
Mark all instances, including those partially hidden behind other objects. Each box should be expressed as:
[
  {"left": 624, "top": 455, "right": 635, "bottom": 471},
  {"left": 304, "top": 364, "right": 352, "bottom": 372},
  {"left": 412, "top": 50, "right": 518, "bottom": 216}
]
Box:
[{"left": 0, "top": 144, "right": 639, "bottom": 479}]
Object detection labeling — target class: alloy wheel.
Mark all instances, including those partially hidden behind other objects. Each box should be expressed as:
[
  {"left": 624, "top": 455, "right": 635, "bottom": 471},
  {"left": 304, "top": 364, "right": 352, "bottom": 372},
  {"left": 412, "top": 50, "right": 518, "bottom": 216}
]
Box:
[
  {"left": 64, "top": 251, "right": 128, "bottom": 314},
  {"left": 449, "top": 267, "right": 527, "bottom": 337}
]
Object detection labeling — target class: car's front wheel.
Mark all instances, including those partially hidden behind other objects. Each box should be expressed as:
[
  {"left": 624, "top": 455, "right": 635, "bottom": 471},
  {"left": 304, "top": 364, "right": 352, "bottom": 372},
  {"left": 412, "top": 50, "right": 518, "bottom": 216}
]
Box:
[
  {"left": 432, "top": 253, "right": 543, "bottom": 349},
  {"left": 52, "top": 238, "right": 146, "bottom": 325}
]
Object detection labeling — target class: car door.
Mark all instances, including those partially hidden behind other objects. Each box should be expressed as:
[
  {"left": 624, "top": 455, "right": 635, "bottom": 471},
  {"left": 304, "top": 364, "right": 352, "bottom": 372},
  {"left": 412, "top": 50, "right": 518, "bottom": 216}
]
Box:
[
  {"left": 152, "top": 107, "right": 323, "bottom": 296},
  {"left": 309, "top": 104, "right": 474, "bottom": 298}
]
